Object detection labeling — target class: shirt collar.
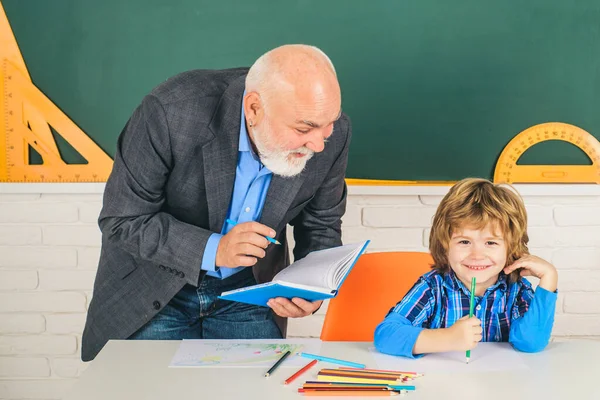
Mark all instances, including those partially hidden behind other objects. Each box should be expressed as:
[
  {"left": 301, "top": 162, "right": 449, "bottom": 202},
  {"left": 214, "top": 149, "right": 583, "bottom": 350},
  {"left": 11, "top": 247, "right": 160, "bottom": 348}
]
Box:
[{"left": 442, "top": 269, "right": 508, "bottom": 296}]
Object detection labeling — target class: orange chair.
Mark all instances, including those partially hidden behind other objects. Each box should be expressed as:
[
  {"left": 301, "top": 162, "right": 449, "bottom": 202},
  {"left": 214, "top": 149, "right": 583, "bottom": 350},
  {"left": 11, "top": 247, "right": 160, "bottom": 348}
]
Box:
[{"left": 320, "top": 252, "right": 433, "bottom": 342}]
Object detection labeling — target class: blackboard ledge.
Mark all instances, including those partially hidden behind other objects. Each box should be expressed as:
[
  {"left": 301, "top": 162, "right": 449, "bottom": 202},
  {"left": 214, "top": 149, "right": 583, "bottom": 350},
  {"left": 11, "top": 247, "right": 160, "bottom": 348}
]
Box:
[
  {"left": 1, "top": 183, "right": 600, "bottom": 197},
  {"left": 348, "top": 184, "right": 600, "bottom": 197}
]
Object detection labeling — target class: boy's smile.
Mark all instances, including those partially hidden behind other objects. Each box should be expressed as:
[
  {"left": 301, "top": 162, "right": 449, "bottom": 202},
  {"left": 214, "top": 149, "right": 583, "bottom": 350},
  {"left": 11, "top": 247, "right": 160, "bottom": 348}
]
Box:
[
  {"left": 464, "top": 264, "right": 493, "bottom": 271},
  {"left": 448, "top": 224, "right": 507, "bottom": 296}
]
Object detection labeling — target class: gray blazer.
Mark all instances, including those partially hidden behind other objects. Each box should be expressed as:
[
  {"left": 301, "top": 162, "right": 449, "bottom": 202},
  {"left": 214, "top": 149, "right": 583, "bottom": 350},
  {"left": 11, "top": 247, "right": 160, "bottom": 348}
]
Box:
[{"left": 81, "top": 68, "right": 351, "bottom": 361}]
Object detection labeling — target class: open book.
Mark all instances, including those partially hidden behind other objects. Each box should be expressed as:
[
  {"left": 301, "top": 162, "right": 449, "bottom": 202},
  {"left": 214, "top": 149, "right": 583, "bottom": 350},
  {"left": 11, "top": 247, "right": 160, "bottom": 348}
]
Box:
[{"left": 219, "top": 240, "right": 370, "bottom": 307}]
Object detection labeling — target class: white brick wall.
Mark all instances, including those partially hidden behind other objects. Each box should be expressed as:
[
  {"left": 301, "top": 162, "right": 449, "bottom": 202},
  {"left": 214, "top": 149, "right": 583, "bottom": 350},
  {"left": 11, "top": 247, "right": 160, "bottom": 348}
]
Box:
[
  {"left": 0, "top": 315, "right": 45, "bottom": 334},
  {"left": 0, "top": 270, "right": 38, "bottom": 290},
  {"left": 0, "top": 335, "right": 77, "bottom": 355},
  {"left": 0, "top": 193, "right": 102, "bottom": 400},
  {"left": 0, "top": 226, "right": 42, "bottom": 245},
  {"left": 38, "top": 270, "right": 96, "bottom": 291},
  {"left": 0, "top": 357, "right": 50, "bottom": 377},
  {"left": 0, "top": 189, "right": 599, "bottom": 399},
  {"left": 0, "top": 293, "right": 86, "bottom": 313},
  {"left": 45, "top": 315, "right": 87, "bottom": 335}
]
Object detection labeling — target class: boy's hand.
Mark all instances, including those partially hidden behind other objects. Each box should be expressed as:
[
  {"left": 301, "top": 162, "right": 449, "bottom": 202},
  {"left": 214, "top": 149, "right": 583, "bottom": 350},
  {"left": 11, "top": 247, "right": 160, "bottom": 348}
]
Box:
[
  {"left": 504, "top": 255, "right": 558, "bottom": 292},
  {"left": 447, "top": 316, "right": 482, "bottom": 351}
]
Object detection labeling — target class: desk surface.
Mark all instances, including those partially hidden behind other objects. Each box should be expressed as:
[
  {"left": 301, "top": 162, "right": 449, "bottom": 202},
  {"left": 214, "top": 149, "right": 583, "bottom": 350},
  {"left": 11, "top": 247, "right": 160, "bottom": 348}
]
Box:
[{"left": 66, "top": 340, "right": 600, "bottom": 400}]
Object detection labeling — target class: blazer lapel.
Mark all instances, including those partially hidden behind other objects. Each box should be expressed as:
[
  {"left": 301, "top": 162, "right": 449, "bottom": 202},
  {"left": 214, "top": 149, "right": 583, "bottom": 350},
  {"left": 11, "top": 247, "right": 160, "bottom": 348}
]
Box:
[
  {"left": 204, "top": 75, "right": 246, "bottom": 232},
  {"left": 260, "top": 172, "right": 307, "bottom": 233}
]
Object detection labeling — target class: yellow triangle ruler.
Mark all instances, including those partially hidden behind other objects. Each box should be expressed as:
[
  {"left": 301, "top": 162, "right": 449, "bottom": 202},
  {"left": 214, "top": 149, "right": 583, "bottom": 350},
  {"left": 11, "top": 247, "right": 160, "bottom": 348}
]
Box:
[
  {"left": 0, "top": 2, "right": 113, "bottom": 183},
  {"left": 494, "top": 122, "right": 600, "bottom": 184}
]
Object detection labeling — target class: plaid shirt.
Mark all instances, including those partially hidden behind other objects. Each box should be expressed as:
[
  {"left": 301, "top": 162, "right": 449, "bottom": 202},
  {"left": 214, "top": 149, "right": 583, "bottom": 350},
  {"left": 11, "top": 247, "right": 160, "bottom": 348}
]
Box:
[
  {"left": 394, "top": 270, "right": 532, "bottom": 342},
  {"left": 374, "top": 269, "right": 556, "bottom": 358}
]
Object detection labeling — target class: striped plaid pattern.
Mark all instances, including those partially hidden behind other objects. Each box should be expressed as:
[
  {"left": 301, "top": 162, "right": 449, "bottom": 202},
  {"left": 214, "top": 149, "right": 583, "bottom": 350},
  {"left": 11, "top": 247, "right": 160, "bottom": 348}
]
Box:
[{"left": 389, "top": 270, "right": 534, "bottom": 342}]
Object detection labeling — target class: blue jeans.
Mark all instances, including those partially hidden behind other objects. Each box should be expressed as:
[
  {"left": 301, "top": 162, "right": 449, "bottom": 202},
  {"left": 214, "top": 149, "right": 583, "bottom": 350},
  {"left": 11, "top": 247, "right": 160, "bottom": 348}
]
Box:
[{"left": 129, "top": 268, "right": 282, "bottom": 340}]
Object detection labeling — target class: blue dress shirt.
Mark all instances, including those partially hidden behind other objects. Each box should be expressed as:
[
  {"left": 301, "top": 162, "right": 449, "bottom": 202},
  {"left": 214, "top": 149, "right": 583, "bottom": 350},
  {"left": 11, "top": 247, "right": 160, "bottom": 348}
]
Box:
[{"left": 200, "top": 101, "right": 273, "bottom": 279}]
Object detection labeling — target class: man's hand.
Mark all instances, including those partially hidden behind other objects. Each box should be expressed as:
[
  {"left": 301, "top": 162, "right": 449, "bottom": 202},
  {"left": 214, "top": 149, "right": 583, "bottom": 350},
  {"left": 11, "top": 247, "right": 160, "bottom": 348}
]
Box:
[
  {"left": 215, "top": 222, "right": 275, "bottom": 268},
  {"left": 267, "top": 298, "right": 323, "bottom": 318}
]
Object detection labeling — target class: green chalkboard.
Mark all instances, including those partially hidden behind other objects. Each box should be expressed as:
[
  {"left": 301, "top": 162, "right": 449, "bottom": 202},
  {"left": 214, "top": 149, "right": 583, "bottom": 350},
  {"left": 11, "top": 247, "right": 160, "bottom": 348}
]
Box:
[{"left": 3, "top": 0, "right": 600, "bottom": 181}]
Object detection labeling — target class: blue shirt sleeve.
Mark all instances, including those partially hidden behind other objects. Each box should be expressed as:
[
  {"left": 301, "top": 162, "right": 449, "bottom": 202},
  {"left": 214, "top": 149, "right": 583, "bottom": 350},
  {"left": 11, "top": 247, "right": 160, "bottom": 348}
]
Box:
[
  {"left": 374, "top": 278, "right": 434, "bottom": 358},
  {"left": 509, "top": 284, "right": 557, "bottom": 353},
  {"left": 200, "top": 233, "right": 223, "bottom": 273}
]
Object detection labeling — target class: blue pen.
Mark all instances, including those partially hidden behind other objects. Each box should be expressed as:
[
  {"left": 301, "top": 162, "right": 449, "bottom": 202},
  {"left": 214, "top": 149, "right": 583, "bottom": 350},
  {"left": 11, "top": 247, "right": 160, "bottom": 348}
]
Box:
[
  {"left": 226, "top": 219, "right": 281, "bottom": 245},
  {"left": 297, "top": 352, "right": 366, "bottom": 369}
]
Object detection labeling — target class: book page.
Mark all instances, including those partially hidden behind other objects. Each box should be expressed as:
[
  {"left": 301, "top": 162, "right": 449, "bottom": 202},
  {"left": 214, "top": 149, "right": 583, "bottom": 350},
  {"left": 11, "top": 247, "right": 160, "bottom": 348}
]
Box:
[{"left": 273, "top": 242, "right": 367, "bottom": 290}]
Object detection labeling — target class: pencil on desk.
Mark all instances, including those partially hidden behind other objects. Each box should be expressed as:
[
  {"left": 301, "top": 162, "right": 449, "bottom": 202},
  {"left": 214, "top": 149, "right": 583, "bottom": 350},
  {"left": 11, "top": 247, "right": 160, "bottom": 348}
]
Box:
[
  {"left": 284, "top": 359, "right": 318, "bottom": 385},
  {"left": 301, "top": 387, "right": 392, "bottom": 392},
  {"left": 299, "top": 389, "right": 402, "bottom": 397},
  {"left": 264, "top": 350, "right": 290, "bottom": 377},
  {"left": 225, "top": 218, "right": 281, "bottom": 245},
  {"left": 304, "top": 382, "right": 416, "bottom": 391},
  {"left": 466, "top": 276, "right": 476, "bottom": 364},
  {"left": 339, "top": 367, "right": 422, "bottom": 377},
  {"left": 297, "top": 352, "right": 365, "bottom": 369},
  {"left": 319, "top": 368, "right": 405, "bottom": 379},
  {"left": 316, "top": 369, "right": 410, "bottom": 383},
  {"left": 316, "top": 375, "right": 401, "bottom": 385},
  {"left": 301, "top": 385, "right": 410, "bottom": 393},
  {"left": 317, "top": 373, "right": 400, "bottom": 382}
]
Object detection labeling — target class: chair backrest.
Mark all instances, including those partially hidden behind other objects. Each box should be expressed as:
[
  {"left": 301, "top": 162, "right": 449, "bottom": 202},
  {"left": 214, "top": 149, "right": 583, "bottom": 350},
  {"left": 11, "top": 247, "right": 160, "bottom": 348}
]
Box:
[{"left": 320, "top": 251, "right": 433, "bottom": 341}]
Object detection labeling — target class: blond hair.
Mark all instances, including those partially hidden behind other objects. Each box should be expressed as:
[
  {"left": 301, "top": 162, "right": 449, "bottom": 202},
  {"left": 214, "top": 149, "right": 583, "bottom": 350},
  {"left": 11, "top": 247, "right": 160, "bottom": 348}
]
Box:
[{"left": 429, "top": 178, "right": 529, "bottom": 282}]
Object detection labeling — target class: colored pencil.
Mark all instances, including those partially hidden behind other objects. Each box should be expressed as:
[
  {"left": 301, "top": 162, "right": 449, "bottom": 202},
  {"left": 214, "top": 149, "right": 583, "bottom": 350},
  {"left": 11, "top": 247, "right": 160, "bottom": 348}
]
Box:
[
  {"left": 284, "top": 359, "right": 318, "bottom": 385},
  {"left": 299, "top": 389, "right": 401, "bottom": 397},
  {"left": 304, "top": 383, "right": 389, "bottom": 388},
  {"left": 318, "top": 368, "right": 405, "bottom": 379},
  {"left": 304, "top": 382, "right": 416, "bottom": 391},
  {"left": 297, "top": 352, "right": 365, "bottom": 369},
  {"left": 339, "top": 367, "right": 422, "bottom": 377},
  {"left": 466, "top": 276, "right": 476, "bottom": 364},
  {"left": 317, "top": 373, "right": 401, "bottom": 382},
  {"left": 316, "top": 375, "right": 402, "bottom": 385},
  {"left": 330, "top": 369, "right": 419, "bottom": 381},
  {"left": 264, "top": 350, "right": 290, "bottom": 377},
  {"left": 302, "top": 387, "right": 392, "bottom": 392}
]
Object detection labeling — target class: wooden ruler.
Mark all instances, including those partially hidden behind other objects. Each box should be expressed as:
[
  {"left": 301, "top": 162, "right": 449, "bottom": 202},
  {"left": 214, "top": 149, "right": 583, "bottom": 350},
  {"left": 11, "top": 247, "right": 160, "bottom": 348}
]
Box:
[
  {"left": 0, "top": 2, "right": 113, "bottom": 183},
  {"left": 494, "top": 122, "right": 600, "bottom": 184}
]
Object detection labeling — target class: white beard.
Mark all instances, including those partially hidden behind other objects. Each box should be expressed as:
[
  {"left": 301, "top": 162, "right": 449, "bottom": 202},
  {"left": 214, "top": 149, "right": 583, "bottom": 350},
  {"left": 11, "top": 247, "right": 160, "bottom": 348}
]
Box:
[{"left": 251, "top": 124, "right": 314, "bottom": 177}]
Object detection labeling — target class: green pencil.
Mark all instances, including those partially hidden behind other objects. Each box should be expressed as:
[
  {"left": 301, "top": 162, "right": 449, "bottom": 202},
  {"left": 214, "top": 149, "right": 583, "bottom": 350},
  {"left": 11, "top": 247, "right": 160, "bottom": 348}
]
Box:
[
  {"left": 466, "top": 277, "right": 476, "bottom": 364},
  {"left": 264, "top": 350, "right": 291, "bottom": 377}
]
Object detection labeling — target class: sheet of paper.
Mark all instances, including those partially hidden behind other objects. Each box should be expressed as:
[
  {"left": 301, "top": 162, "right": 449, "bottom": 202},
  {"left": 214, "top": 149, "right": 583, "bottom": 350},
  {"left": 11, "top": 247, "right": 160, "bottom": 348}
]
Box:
[
  {"left": 169, "top": 339, "right": 322, "bottom": 368},
  {"left": 369, "top": 342, "right": 530, "bottom": 373}
]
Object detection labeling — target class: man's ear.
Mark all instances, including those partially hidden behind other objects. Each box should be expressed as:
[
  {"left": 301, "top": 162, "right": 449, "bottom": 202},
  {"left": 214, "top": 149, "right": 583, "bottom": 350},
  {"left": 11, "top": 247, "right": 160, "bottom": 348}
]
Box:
[{"left": 243, "top": 92, "right": 264, "bottom": 125}]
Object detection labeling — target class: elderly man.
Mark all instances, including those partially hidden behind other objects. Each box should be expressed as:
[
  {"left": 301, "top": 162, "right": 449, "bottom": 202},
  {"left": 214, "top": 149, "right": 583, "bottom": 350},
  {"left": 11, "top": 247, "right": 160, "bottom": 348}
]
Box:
[{"left": 82, "top": 45, "right": 351, "bottom": 361}]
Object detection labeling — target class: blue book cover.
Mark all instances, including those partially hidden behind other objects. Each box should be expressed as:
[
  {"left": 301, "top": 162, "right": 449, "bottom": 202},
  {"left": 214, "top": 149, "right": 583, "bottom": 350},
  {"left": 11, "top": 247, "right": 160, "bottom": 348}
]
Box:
[{"left": 219, "top": 241, "right": 370, "bottom": 307}]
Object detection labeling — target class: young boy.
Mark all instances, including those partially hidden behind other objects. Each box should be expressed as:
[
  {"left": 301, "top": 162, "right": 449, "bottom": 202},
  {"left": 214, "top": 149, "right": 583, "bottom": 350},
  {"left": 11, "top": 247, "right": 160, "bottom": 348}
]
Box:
[{"left": 374, "top": 178, "right": 558, "bottom": 358}]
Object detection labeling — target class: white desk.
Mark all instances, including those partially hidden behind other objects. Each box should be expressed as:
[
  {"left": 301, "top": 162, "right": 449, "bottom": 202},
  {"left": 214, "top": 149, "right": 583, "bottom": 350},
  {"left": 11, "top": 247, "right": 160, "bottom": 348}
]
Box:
[{"left": 65, "top": 340, "right": 600, "bottom": 399}]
